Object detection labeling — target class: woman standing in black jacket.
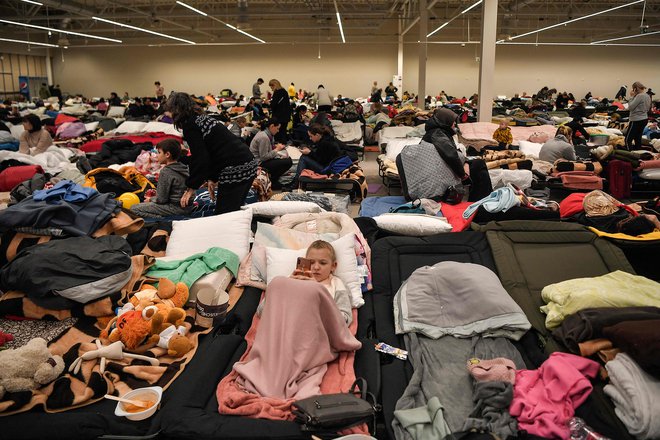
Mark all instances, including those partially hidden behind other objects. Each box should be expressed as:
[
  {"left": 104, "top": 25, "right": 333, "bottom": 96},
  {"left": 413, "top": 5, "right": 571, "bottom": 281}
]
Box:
[
  {"left": 168, "top": 93, "right": 258, "bottom": 214},
  {"left": 292, "top": 123, "right": 341, "bottom": 186},
  {"left": 268, "top": 79, "right": 291, "bottom": 143}
]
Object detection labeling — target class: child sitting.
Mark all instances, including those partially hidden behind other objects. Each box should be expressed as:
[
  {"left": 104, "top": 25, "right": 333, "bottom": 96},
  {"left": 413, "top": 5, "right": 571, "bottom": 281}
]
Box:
[
  {"left": 492, "top": 119, "right": 513, "bottom": 150},
  {"left": 131, "top": 139, "right": 192, "bottom": 219},
  {"left": 258, "top": 240, "right": 352, "bottom": 325}
]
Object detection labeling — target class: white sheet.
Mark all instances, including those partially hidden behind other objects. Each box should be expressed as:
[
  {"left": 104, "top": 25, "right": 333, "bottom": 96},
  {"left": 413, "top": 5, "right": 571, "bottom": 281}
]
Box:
[
  {"left": 330, "top": 120, "right": 363, "bottom": 144},
  {"left": 385, "top": 137, "right": 422, "bottom": 161}
]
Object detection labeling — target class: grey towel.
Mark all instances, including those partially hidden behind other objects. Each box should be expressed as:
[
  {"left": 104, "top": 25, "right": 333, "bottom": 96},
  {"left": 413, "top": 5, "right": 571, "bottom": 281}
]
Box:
[
  {"left": 392, "top": 335, "right": 524, "bottom": 439},
  {"left": 462, "top": 381, "right": 517, "bottom": 439}
]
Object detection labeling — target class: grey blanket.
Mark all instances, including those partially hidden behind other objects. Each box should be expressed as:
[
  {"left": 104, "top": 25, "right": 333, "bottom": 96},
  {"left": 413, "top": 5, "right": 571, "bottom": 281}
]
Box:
[
  {"left": 394, "top": 261, "right": 531, "bottom": 340},
  {"left": 393, "top": 335, "right": 524, "bottom": 439}
]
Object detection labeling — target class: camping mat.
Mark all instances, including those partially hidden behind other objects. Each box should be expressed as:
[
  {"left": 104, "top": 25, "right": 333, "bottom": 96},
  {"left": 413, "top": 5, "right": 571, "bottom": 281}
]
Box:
[{"left": 475, "top": 220, "right": 636, "bottom": 440}]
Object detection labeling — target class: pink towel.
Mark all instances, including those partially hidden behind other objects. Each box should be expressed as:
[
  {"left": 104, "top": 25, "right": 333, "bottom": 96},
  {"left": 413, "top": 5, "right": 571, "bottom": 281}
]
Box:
[
  {"left": 637, "top": 159, "right": 660, "bottom": 171},
  {"left": 217, "top": 277, "right": 362, "bottom": 421},
  {"left": 509, "top": 352, "right": 599, "bottom": 439}
]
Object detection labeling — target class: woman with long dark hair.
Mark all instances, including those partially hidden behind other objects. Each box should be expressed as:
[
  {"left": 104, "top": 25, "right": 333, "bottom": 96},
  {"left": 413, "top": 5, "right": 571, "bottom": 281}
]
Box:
[
  {"left": 292, "top": 123, "right": 342, "bottom": 186},
  {"left": 167, "top": 92, "right": 258, "bottom": 214}
]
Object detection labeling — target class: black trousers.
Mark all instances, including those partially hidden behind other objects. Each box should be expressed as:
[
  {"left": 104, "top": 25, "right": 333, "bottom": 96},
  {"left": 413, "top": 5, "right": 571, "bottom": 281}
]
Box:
[
  {"left": 318, "top": 105, "right": 332, "bottom": 112},
  {"left": 216, "top": 179, "right": 254, "bottom": 215},
  {"left": 625, "top": 119, "right": 647, "bottom": 150},
  {"left": 567, "top": 121, "right": 590, "bottom": 143},
  {"left": 467, "top": 159, "right": 493, "bottom": 202},
  {"left": 260, "top": 157, "right": 293, "bottom": 187}
]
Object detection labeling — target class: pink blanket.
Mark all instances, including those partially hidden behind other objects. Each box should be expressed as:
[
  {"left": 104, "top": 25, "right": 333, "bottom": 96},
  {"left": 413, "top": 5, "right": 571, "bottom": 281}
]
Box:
[
  {"left": 459, "top": 122, "right": 557, "bottom": 148},
  {"left": 217, "top": 276, "right": 362, "bottom": 420}
]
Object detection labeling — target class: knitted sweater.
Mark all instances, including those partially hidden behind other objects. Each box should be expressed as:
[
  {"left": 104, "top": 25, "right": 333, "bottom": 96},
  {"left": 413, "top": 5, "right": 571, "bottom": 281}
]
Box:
[
  {"left": 19, "top": 129, "right": 53, "bottom": 155},
  {"left": 628, "top": 93, "right": 652, "bottom": 122}
]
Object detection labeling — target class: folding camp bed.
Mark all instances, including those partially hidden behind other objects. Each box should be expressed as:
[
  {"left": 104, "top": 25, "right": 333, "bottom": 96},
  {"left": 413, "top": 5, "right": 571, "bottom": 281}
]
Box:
[{"left": 475, "top": 220, "right": 636, "bottom": 440}]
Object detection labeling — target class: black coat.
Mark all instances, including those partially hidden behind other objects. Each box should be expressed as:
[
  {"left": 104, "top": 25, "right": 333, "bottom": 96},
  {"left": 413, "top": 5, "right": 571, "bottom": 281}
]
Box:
[
  {"left": 422, "top": 116, "right": 466, "bottom": 179},
  {"left": 309, "top": 135, "right": 341, "bottom": 167},
  {"left": 270, "top": 88, "right": 291, "bottom": 122}
]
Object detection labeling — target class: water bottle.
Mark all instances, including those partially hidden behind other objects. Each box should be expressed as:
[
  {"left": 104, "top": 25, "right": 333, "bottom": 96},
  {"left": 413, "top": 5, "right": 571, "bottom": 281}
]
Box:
[{"left": 568, "top": 417, "right": 611, "bottom": 440}]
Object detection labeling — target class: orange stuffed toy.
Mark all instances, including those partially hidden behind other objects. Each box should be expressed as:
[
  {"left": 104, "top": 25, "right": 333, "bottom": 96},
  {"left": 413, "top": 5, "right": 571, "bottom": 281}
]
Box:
[{"left": 100, "top": 278, "right": 189, "bottom": 353}]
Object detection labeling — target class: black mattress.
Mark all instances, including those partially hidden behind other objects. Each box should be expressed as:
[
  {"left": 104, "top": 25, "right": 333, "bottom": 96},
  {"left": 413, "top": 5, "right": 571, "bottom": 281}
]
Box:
[{"left": 369, "top": 231, "right": 499, "bottom": 440}]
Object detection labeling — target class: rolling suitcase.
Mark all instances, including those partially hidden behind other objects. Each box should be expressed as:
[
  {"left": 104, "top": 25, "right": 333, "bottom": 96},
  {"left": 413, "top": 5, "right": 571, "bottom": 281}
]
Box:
[{"left": 607, "top": 160, "right": 632, "bottom": 199}]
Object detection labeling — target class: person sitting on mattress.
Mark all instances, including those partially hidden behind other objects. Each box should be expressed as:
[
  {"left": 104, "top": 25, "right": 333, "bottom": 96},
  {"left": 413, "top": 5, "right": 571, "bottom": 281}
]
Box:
[
  {"left": 492, "top": 119, "right": 513, "bottom": 150},
  {"left": 19, "top": 114, "right": 53, "bottom": 156},
  {"left": 539, "top": 126, "right": 577, "bottom": 163},
  {"left": 291, "top": 123, "right": 342, "bottom": 187},
  {"left": 130, "top": 139, "right": 193, "bottom": 219},
  {"left": 249, "top": 118, "right": 293, "bottom": 190}
]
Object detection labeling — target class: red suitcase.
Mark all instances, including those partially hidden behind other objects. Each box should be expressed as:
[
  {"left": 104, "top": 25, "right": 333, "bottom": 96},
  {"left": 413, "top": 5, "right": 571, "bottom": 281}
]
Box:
[
  {"left": 0, "top": 165, "right": 44, "bottom": 191},
  {"left": 607, "top": 160, "right": 632, "bottom": 199}
]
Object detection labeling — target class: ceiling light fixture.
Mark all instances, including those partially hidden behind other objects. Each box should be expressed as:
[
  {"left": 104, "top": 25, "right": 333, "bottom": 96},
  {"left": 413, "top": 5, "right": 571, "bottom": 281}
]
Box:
[
  {"left": 428, "top": 0, "right": 482, "bottom": 38},
  {"left": 175, "top": 1, "right": 207, "bottom": 17},
  {"left": 499, "top": 41, "right": 660, "bottom": 47},
  {"left": 93, "top": 16, "right": 195, "bottom": 44},
  {"left": 592, "top": 29, "right": 660, "bottom": 44},
  {"left": 0, "top": 18, "right": 122, "bottom": 43},
  {"left": 461, "top": 0, "right": 483, "bottom": 15},
  {"left": 21, "top": 0, "right": 43, "bottom": 5},
  {"left": 0, "top": 36, "right": 58, "bottom": 47},
  {"left": 504, "top": 0, "right": 644, "bottom": 42},
  {"left": 427, "top": 22, "right": 449, "bottom": 38},
  {"left": 174, "top": 1, "right": 266, "bottom": 43},
  {"left": 333, "top": 0, "right": 346, "bottom": 43}
]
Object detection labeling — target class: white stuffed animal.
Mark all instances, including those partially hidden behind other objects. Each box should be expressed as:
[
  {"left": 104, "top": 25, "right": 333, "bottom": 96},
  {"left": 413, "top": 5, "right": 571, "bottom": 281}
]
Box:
[{"left": 0, "top": 337, "right": 65, "bottom": 399}]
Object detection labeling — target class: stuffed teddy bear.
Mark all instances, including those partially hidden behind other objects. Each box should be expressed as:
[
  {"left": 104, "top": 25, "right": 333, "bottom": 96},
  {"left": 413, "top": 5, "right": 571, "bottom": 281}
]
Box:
[
  {"left": 0, "top": 338, "right": 65, "bottom": 399},
  {"left": 100, "top": 279, "right": 189, "bottom": 353}
]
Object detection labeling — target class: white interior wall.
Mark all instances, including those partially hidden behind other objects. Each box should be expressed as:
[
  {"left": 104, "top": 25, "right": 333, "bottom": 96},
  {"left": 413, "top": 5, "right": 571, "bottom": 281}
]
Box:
[{"left": 52, "top": 43, "right": 660, "bottom": 101}]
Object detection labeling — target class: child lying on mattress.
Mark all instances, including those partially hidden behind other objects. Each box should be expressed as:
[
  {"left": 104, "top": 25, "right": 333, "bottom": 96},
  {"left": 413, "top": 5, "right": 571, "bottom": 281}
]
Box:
[{"left": 257, "top": 240, "right": 352, "bottom": 325}]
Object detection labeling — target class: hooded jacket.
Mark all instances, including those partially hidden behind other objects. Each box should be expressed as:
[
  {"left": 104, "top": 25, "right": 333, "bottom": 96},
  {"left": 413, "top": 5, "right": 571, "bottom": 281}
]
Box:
[
  {"left": 422, "top": 110, "right": 467, "bottom": 179},
  {"left": 156, "top": 161, "right": 189, "bottom": 205}
]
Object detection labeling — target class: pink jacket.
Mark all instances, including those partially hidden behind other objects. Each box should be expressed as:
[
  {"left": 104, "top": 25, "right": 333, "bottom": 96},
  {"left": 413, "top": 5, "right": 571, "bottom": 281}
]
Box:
[{"left": 510, "top": 352, "right": 600, "bottom": 439}]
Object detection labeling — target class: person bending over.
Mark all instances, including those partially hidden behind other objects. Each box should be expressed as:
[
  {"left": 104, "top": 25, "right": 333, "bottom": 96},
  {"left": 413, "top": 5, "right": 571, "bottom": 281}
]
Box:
[
  {"left": 539, "top": 126, "right": 577, "bottom": 163},
  {"left": 168, "top": 92, "right": 258, "bottom": 214},
  {"left": 131, "top": 139, "right": 192, "bottom": 219},
  {"left": 567, "top": 101, "right": 590, "bottom": 145},
  {"left": 293, "top": 123, "right": 341, "bottom": 186},
  {"left": 19, "top": 114, "right": 53, "bottom": 156},
  {"left": 249, "top": 118, "right": 293, "bottom": 190}
]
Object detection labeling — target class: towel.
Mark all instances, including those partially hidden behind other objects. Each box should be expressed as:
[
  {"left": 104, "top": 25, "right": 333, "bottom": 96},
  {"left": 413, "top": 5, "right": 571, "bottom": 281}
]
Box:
[
  {"left": 462, "top": 185, "right": 521, "bottom": 219},
  {"left": 147, "top": 247, "right": 239, "bottom": 288},
  {"left": 604, "top": 353, "right": 660, "bottom": 440}
]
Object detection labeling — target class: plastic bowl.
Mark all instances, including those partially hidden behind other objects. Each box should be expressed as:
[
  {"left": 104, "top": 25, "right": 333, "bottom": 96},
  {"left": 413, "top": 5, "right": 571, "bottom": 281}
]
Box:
[{"left": 113, "top": 386, "right": 163, "bottom": 421}]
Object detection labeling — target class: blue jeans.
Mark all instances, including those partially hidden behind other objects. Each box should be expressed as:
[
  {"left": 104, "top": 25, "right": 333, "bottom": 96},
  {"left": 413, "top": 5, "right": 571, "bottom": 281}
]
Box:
[{"left": 294, "top": 155, "right": 324, "bottom": 185}]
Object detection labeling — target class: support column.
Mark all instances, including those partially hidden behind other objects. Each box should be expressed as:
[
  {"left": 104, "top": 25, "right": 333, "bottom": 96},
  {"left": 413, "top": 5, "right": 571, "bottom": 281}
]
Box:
[
  {"left": 418, "top": 0, "right": 427, "bottom": 104},
  {"left": 397, "top": 18, "right": 404, "bottom": 86},
  {"left": 45, "top": 48, "right": 54, "bottom": 85},
  {"left": 477, "top": 0, "right": 498, "bottom": 122}
]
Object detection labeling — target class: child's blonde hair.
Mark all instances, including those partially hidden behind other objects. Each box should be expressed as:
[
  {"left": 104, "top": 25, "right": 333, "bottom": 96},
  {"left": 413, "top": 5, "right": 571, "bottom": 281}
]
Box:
[{"left": 306, "top": 240, "right": 336, "bottom": 261}]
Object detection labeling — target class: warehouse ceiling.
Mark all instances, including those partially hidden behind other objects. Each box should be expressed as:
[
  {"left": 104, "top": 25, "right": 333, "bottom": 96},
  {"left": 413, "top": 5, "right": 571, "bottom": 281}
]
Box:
[{"left": 0, "top": 0, "right": 658, "bottom": 47}]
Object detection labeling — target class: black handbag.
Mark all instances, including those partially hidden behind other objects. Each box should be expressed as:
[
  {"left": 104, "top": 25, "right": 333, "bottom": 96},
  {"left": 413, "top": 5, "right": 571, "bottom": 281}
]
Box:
[{"left": 292, "top": 378, "right": 379, "bottom": 432}]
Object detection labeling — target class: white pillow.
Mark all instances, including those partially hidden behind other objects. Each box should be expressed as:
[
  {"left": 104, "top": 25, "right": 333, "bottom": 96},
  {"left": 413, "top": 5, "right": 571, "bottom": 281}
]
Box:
[
  {"left": 166, "top": 208, "right": 253, "bottom": 260},
  {"left": 265, "top": 233, "right": 363, "bottom": 307},
  {"left": 143, "top": 121, "right": 183, "bottom": 137},
  {"left": 242, "top": 222, "right": 339, "bottom": 288},
  {"left": 243, "top": 201, "right": 322, "bottom": 217},
  {"left": 8, "top": 123, "right": 24, "bottom": 140},
  {"left": 115, "top": 121, "right": 147, "bottom": 134},
  {"left": 380, "top": 126, "right": 415, "bottom": 139},
  {"left": 85, "top": 121, "right": 100, "bottom": 132},
  {"left": 517, "top": 140, "right": 543, "bottom": 160},
  {"left": 374, "top": 214, "right": 452, "bottom": 236},
  {"left": 106, "top": 106, "right": 126, "bottom": 118}
]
